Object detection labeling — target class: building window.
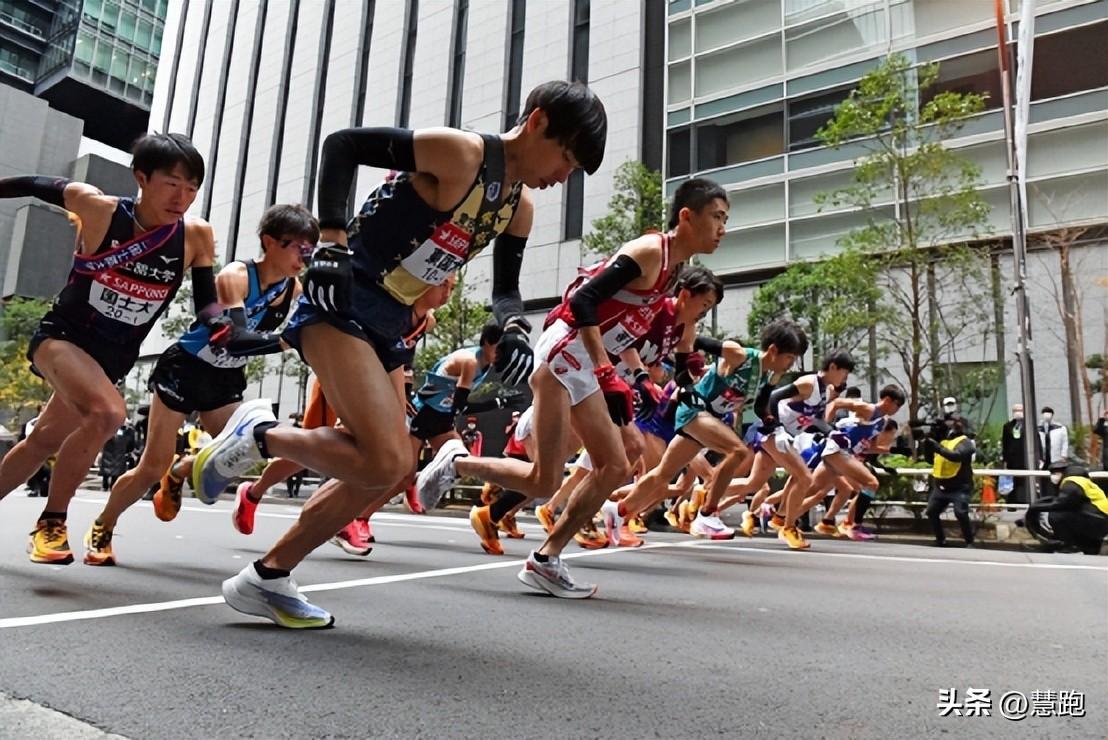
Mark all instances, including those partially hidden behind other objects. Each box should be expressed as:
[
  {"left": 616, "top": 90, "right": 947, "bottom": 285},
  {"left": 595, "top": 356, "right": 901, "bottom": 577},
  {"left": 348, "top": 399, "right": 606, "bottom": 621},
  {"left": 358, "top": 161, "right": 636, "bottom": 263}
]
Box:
[
  {"left": 1032, "top": 21, "right": 1108, "bottom": 101},
  {"left": 787, "top": 86, "right": 850, "bottom": 152},
  {"left": 921, "top": 48, "right": 1002, "bottom": 112},
  {"left": 398, "top": 0, "right": 418, "bottom": 127},
  {"left": 564, "top": 0, "right": 589, "bottom": 241},
  {"left": 696, "top": 105, "right": 784, "bottom": 171},
  {"left": 447, "top": 0, "right": 468, "bottom": 127},
  {"left": 668, "top": 127, "right": 690, "bottom": 177},
  {"left": 503, "top": 0, "right": 525, "bottom": 131}
]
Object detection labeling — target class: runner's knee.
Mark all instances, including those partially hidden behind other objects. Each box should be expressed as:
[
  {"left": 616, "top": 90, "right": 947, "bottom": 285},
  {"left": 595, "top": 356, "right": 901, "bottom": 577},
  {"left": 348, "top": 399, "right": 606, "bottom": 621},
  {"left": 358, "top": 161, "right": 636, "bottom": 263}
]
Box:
[{"left": 82, "top": 399, "right": 127, "bottom": 440}]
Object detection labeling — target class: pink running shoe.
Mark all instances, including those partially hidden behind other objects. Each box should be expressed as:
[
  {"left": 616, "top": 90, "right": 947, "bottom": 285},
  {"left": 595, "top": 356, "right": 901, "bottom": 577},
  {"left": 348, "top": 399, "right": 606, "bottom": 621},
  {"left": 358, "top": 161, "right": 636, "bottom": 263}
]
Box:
[
  {"left": 404, "top": 484, "right": 425, "bottom": 514},
  {"left": 232, "top": 482, "right": 259, "bottom": 535},
  {"left": 845, "top": 524, "right": 876, "bottom": 542},
  {"left": 330, "top": 519, "right": 374, "bottom": 556}
]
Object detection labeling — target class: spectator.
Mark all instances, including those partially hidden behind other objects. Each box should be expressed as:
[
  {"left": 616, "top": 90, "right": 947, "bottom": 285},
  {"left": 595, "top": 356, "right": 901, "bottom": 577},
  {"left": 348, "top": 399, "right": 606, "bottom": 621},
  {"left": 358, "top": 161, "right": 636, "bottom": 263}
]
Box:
[
  {"left": 1022, "top": 462, "right": 1108, "bottom": 554},
  {"left": 1001, "top": 403, "right": 1029, "bottom": 503},
  {"left": 1092, "top": 410, "right": 1108, "bottom": 471},
  {"left": 923, "top": 414, "right": 975, "bottom": 547},
  {"left": 1038, "top": 407, "right": 1069, "bottom": 497},
  {"left": 20, "top": 413, "right": 50, "bottom": 498},
  {"left": 460, "top": 416, "right": 483, "bottom": 456},
  {"left": 99, "top": 422, "right": 138, "bottom": 491}
]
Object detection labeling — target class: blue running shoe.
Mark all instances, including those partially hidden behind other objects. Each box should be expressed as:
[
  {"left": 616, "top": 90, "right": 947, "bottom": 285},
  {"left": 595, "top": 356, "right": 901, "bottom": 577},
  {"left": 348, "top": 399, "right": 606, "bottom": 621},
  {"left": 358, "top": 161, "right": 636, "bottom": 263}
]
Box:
[
  {"left": 222, "top": 564, "right": 334, "bottom": 629},
  {"left": 192, "top": 399, "right": 275, "bottom": 504}
]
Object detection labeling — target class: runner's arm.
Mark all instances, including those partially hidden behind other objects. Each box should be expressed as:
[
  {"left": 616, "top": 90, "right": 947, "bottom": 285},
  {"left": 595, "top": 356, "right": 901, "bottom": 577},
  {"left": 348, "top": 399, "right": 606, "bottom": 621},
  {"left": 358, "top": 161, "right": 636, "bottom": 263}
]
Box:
[{"left": 490, "top": 189, "right": 533, "bottom": 326}]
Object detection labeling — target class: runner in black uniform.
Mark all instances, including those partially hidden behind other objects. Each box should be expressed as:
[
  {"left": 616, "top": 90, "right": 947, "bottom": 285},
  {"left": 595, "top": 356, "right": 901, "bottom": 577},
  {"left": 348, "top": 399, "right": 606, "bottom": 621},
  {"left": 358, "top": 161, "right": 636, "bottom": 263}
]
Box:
[
  {"left": 82, "top": 204, "right": 317, "bottom": 566},
  {"left": 194, "top": 80, "right": 607, "bottom": 629},
  {"left": 0, "top": 133, "right": 221, "bottom": 564}
]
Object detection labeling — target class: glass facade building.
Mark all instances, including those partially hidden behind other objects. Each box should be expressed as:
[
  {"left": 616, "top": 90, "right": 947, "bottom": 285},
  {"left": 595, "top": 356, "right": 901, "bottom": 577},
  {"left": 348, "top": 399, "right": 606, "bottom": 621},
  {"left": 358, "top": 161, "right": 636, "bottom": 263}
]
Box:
[
  {"left": 0, "top": 0, "right": 167, "bottom": 148},
  {"left": 665, "top": 0, "right": 1108, "bottom": 277}
]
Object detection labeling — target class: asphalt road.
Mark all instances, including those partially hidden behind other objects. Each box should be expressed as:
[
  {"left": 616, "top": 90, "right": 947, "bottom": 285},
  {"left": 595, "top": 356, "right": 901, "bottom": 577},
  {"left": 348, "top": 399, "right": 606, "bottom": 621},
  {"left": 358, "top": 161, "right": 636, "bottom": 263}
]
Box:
[{"left": 0, "top": 487, "right": 1104, "bottom": 739}]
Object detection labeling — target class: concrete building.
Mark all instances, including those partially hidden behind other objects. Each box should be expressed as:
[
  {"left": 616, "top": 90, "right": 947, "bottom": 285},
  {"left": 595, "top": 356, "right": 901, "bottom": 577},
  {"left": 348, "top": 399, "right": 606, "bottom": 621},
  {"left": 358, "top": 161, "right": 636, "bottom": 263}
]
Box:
[
  {"left": 145, "top": 0, "right": 665, "bottom": 416},
  {"left": 665, "top": 0, "right": 1107, "bottom": 428}
]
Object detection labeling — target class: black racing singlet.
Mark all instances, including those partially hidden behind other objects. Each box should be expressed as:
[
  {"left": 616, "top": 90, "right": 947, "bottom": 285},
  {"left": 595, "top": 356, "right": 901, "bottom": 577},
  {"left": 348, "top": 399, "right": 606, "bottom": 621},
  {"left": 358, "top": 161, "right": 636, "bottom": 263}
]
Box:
[
  {"left": 52, "top": 197, "right": 187, "bottom": 345},
  {"left": 348, "top": 134, "right": 522, "bottom": 306}
]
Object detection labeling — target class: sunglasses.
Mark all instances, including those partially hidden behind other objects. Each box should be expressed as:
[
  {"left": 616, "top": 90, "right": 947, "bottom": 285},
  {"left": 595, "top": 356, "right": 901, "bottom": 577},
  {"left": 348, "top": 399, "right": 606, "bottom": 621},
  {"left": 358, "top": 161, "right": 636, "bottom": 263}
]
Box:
[{"left": 280, "top": 239, "right": 317, "bottom": 260}]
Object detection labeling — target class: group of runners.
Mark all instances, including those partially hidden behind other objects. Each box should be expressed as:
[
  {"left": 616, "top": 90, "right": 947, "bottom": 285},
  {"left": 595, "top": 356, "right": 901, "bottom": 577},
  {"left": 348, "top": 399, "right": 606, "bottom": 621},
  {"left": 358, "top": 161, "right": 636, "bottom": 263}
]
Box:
[{"left": 1, "top": 79, "right": 915, "bottom": 630}]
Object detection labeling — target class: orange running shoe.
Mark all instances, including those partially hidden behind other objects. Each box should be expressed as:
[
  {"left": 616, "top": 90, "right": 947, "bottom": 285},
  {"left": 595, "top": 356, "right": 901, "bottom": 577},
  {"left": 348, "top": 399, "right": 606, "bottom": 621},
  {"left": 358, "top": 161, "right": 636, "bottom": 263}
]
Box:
[
  {"left": 814, "top": 521, "right": 840, "bottom": 537},
  {"left": 778, "top": 526, "right": 811, "bottom": 550},
  {"left": 27, "top": 519, "right": 73, "bottom": 565},
  {"left": 83, "top": 520, "right": 115, "bottom": 566},
  {"left": 617, "top": 525, "right": 644, "bottom": 548},
  {"left": 480, "top": 482, "right": 501, "bottom": 505},
  {"left": 676, "top": 501, "right": 694, "bottom": 533},
  {"left": 768, "top": 513, "right": 786, "bottom": 532},
  {"left": 573, "top": 525, "right": 608, "bottom": 550},
  {"left": 535, "top": 503, "right": 557, "bottom": 533},
  {"left": 469, "top": 505, "right": 503, "bottom": 555},
  {"left": 153, "top": 466, "right": 185, "bottom": 522},
  {"left": 498, "top": 512, "right": 525, "bottom": 539},
  {"left": 740, "top": 510, "right": 757, "bottom": 538},
  {"left": 628, "top": 516, "right": 648, "bottom": 535}
]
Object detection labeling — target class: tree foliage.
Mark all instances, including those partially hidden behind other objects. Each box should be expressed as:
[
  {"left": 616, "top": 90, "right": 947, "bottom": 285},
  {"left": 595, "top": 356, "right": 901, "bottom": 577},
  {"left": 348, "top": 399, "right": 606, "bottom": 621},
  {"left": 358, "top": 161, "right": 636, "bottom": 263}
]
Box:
[
  {"left": 813, "top": 53, "right": 995, "bottom": 424},
  {"left": 0, "top": 298, "right": 53, "bottom": 417},
  {"left": 747, "top": 249, "right": 882, "bottom": 363},
  {"left": 581, "top": 160, "right": 665, "bottom": 258}
]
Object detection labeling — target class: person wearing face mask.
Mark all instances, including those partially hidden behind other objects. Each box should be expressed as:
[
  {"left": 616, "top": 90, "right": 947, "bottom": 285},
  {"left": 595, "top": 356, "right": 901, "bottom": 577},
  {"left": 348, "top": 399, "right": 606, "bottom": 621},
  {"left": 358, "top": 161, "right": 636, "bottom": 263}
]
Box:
[
  {"left": 1038, "top": 407, "right": 1069, "bottom": 497},
  {"left": 1001, "top": 404, "right": 1029, "bottom": 503},
  {"left": 923, "top": 414, "right": 976, "bottom": 547},
  {"left": 460, "top": 416, "right": 484, "bottom": 456}
]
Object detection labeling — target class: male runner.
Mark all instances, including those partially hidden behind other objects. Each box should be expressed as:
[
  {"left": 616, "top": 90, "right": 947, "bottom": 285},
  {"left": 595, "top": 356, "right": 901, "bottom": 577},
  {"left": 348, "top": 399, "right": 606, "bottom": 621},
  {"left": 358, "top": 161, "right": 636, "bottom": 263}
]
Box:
[
  {"left": 0, "top": 133, "right": 221, "bottom": 564},
  {"left": 197, "top": 80, "right": 607, "bottom": 628},
  {"left": 417, "top": 177, "right": 729, "bottom": 598}
]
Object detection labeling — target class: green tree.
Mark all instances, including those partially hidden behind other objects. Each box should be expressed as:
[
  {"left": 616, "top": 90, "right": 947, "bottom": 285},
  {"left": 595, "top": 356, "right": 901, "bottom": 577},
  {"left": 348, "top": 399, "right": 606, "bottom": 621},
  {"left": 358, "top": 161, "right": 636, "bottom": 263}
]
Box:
[
  {"left": 0, "top": 298, "right": 53, "bottom": 418},
  {"left": 814, "top": 52, "right": 995, "bottom": 425},
  {"left": 747, "top": 248, "right": 882, "bottom": 363},
  {"left": 581, "top": 160, "right": 665, "bottom": 259},
  {"left": 413, "top": 270, "right": 491, "bottom": 378}
]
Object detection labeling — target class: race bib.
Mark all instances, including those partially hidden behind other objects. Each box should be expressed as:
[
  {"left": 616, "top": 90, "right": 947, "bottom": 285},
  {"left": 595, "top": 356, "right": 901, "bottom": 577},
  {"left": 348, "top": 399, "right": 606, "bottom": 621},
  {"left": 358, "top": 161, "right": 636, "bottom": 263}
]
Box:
[
  {"left": 709, "top": 388, "right": 743, "bottom": 416},
  {"left": 90, "top": 272, "right": 170, "bottom": 327},
  {"left": 600, "top": 307, "right": 655, "bottom": 354},
  {"left": 399, "top": 221, "right": 471, "bottom": 285}
]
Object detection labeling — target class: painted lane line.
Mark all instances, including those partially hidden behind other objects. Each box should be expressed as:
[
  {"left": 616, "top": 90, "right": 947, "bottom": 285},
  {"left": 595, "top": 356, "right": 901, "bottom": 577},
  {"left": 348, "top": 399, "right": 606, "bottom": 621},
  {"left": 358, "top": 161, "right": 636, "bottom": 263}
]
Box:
[
  {"left": 683, "top": 541, "right": 1108, "bottom": 571},
  {"left": 0, "top": 542, "right": 683, "bottom": 630}
]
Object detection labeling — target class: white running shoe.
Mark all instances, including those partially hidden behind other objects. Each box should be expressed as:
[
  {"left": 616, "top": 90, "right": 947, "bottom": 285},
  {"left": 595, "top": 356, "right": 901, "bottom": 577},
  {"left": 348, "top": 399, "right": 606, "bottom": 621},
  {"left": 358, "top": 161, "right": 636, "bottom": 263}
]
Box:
[
  {"left": 192, "top": 399, "right": 275, "bottom": 504},
  {"left": 222, "top": 563, "right": 334, "bottom": 629},
  {"left": 415, "top": 438, "right": 468, "bottom": 511},
  {"left": 516, "top": 551, "right": 597, "bottom": 599},
  {"left": 600, "top": 499, "right": 624, "bottom": 547},
  {"left": 690, "top": 511, "right": 735, "bottom": 540}
]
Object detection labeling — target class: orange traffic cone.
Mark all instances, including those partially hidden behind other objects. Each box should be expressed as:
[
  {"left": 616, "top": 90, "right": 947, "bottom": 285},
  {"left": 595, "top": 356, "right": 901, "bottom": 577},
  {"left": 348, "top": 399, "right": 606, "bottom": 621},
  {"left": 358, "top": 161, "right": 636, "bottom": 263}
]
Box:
[{"left": 981, "top": 476, "right": 997, "bottom": 513}]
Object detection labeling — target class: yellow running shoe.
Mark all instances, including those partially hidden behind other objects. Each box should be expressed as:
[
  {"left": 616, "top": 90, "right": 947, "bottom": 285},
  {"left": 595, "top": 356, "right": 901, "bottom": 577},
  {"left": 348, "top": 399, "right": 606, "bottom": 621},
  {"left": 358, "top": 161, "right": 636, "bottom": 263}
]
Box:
[
  {"left": 83, "top": 520, "right": 116, "bottom": 566},
  {"left": 28, "top": 519, "right": 73, "bottom": 565},
  {"left": 814, "top": 521, "right": 839, "bottom": 537},
  {"left": 768, "top": 513, "right": 786, "bottom": 532},
  {"left": 664, "top": 509, "right": 680, "bottom": 529},
  {"left": 676, "top": 501, "right": 694, "bottom": 533},
  {"left": 690, "top": 485, "right": 706, "bottom": 512},
  {"left": 497, "top": 512, "right": 525, "bottom": 539},
  {"left": 628, "top": 516, "right": 648, "bottom": 535},
  {"left": 469, "top": 505, "right": 503, "bottom": 555},
  {"left": 153, "top": 465, "right": 185, "bottom": 522},
  {"left": 778, "top": 526, "right": 811, "bottom": 550},
  {"left": 535, "top": 503, "right": 557, "bottom": 534},
  {"left": 740, "top": 510, "right": 757, "bottom": 538}
]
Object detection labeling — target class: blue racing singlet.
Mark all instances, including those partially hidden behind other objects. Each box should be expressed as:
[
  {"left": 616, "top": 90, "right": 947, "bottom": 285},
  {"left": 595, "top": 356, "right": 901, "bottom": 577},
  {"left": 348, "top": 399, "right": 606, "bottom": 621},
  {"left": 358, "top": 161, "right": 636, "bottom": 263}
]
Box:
[{"left": 412, "top": 347, "right": 493, "bottom": 414}]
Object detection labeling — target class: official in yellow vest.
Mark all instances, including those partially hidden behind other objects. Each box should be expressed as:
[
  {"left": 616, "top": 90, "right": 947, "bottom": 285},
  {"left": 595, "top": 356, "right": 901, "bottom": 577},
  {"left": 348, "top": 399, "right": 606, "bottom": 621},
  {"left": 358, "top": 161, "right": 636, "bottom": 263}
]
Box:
[
  {"left": 1024, "top": 463, "right": 1108, "bottom": 555},
  {"left": 923, "top": 415, "right": 976, "bottom": 547}
]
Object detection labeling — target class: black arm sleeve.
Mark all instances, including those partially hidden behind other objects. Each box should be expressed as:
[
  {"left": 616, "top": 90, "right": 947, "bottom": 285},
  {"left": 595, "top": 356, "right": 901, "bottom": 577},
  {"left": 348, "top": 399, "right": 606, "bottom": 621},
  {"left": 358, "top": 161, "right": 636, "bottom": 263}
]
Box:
[
  {"left": 752, "top": 382, "right": 774, "bottom": 420},
  {"left": 463, "top": 396, "right": 502, "bottom": 414},
  {"left": 0, "top": 175, "right": 69, "bottom": 207},
  {"left": 568, "top": 255, "right": 643, "bottom": 327},
  {"left": 227, "top": 307, "right": 248, "bottom": 328},
  {"left": 191, "top": 266, "right": 218, "bottom": 315},
  {"left": 317, "top": 128, "right": 417, "bottom": 230},
  {"left": 766, "top": 383, "right": 799, "bottom": 418},
  {"left": 693, "top": 336, "right": 724, "bottom": 356},
  {"left": 491, "top": 233, "right": 527, "bottom": 325},
  {"left": 452, "top": 387, "right": 471, "bottom": 416}
]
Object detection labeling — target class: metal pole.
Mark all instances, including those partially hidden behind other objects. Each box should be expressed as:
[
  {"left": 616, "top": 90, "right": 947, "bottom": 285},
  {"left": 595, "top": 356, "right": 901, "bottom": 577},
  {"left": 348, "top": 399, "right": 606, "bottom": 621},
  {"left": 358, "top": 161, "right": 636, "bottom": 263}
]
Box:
[{"left": 994, "top": 0, "right": 1040, "bottom": 499}]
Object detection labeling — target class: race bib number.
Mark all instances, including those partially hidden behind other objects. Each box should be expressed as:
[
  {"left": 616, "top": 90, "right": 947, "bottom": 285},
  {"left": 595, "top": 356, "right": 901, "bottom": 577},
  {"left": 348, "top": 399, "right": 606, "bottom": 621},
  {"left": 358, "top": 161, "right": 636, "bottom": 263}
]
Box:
[
  {"left": 600, "top": 308, "right": 655, "bottom": 354},
  {"left": 90, "top": 273, "right": 169, "bottom": 326},
  {"left": 399, "top": 221, "right": 472, "bottom": 286},
  {"left": 709, "top": 388, "right": 743, "bottom": 416}
]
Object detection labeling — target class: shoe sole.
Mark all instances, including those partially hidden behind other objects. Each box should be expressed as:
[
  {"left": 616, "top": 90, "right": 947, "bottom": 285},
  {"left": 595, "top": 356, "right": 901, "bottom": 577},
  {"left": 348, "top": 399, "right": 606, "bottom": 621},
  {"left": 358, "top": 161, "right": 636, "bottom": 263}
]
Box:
[
  {"left": 327, "top": 536, "right": 372, "bottom": 557},
  {"left": 192, "top": 399, "right": 271, "bottom": 504},
  {"left": 516, "top": 566, "right": 597, "bottom": 599},
  {"left": 28, "top": 551, "right": 74, "bottom": 565},
  {"left": 222, "top": 578, "right": 335, "bottom": 629},
  {"left": 691, "top": 529, "right": 735, "bottom": 540}
]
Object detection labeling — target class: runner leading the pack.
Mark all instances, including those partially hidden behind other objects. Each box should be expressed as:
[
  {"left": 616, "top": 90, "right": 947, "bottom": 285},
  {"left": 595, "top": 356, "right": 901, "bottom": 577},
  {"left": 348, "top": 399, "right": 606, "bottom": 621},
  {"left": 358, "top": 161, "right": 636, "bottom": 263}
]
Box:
[{"left": 195, "top": 80, "right": 607, "bottom": 628}]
